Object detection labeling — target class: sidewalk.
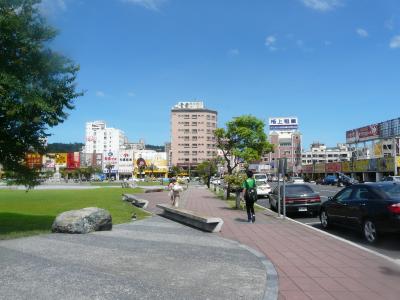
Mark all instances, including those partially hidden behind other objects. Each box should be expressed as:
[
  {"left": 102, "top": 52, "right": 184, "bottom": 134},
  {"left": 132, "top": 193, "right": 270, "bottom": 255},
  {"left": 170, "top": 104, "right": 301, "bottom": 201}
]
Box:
[{"left": 177, "top": 186, "right": 400, "bottom": 300}]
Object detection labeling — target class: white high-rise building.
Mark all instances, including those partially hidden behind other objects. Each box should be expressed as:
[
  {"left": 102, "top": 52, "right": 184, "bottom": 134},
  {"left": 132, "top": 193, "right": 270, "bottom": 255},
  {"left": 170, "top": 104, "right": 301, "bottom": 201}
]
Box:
[
  {"left": 85, "top": 121, "right": 127, "bottom": 155},
  {"left": 85, "top": 121, "right": 127, "bottom": 178}
]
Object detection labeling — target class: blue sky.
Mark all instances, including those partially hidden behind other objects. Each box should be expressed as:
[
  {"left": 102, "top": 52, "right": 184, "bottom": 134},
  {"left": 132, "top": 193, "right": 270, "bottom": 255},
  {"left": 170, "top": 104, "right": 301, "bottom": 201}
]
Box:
[{"left": 42, "top": 0, "right": 400, "bottom": 149}]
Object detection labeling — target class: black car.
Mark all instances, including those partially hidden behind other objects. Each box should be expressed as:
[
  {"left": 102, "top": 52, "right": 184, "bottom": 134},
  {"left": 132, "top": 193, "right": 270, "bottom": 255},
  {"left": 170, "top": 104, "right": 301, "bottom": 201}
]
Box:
[
  {"left": 320, "top": 182, "right": 400, "bottom": 244},
  {"left": 269, "top": 184, "right": 321, "bottom": 216}
]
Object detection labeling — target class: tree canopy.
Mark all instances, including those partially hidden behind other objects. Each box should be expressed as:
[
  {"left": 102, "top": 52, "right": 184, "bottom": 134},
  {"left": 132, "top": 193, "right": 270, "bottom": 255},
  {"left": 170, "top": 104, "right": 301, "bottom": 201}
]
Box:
[
  {"left": 0, "top": 0, "right": 82, "bottom": 187},
  {"left": 196, "top": 158, "right": 219, "bottom": 188},
  {"left": 215, "top": 115, "right": 273, "bottom": 174}
]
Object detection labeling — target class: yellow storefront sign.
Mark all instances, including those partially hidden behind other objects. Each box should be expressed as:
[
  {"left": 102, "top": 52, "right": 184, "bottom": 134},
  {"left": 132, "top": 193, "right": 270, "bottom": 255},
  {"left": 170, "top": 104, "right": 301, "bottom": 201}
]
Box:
[
  {"left": 314, "top": 163, "right": 325, "bottom": 173},
  {"left": 397, "top": 156, "right": 400, "bottom": 167},
  {"left": 374, "top": 143, "right": 383, "bottom": 157},
  {"left": 378, "top": 157, "right": 395, "bottom": 172},
  {"left": 354, "top": 160, "right": 369, "bottom": 172},
  {"left": 341, "top": 161, "right": 351, "bottom": 173},
  {"left": 55, "top": 153, "right": 67, "bottom": 165}
]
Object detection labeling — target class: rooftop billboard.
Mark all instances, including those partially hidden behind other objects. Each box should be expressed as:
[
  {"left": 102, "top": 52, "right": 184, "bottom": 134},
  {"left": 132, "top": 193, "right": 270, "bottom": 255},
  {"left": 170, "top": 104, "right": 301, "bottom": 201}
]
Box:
[
  {"left": 346, "top": 123, "right": 380, "bottom": 143},
  {"left": 346, "top": 117, "right": 400, "bottom": 143},
  {"left": 269, "top": 117, "right": 298, "bottom": 131}
]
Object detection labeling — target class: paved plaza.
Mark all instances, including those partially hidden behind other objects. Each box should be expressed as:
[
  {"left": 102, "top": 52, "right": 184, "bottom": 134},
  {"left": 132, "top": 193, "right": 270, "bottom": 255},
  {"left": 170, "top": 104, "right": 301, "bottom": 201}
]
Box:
[{"left": 0, "top": 211, "right": 269, "bottom": 299}]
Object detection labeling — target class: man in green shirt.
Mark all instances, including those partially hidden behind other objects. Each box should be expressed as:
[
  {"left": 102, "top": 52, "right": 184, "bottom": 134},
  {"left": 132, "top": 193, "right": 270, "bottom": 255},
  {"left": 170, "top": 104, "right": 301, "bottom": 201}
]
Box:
[{"left": 242, "top": 170, "right": 257, "bottom": 223}]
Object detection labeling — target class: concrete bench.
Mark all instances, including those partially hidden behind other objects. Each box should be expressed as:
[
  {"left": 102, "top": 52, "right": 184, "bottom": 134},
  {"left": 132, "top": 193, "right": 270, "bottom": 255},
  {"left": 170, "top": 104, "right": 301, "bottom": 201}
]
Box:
[
  {"left": 156, "top": 204, "right": 223, "bottom": 233},
  {"left": 122, "top": 194, "right": 149, "bottom": 209}
]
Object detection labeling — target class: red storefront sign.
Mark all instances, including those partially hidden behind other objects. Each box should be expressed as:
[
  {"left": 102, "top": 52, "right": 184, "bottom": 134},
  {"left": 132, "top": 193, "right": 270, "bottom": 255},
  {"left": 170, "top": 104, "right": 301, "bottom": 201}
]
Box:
[
  {"left": 67, "top": 152, "right": 80, "bottom": 169},
  {"left": 325, "top": 162, "right": 341, "bottom": 173},
  {"left": 301, "top": 165, "right": 313, "bottom": 173}
]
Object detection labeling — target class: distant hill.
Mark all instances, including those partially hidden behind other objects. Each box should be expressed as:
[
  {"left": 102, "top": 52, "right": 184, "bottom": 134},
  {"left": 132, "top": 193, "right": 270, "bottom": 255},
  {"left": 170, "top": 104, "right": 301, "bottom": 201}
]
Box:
[
  {"left": 47, "top": 143, "right": 84, "bottom": 153},
  {"left": 46, "top": 143, "right": 165, "bottom": 153},
  {"left": 145, "top": 144, "right": 165, "bottom": 152}
]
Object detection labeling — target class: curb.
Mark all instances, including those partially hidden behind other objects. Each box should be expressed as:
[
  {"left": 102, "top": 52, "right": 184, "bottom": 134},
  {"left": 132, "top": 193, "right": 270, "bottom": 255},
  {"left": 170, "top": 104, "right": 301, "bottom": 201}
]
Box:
[
  {"left": 217, "top": 237, "right": 279, "bottom": 300},
  {"left": 239, "top": 243, "right": 279, "bottom": 300}
]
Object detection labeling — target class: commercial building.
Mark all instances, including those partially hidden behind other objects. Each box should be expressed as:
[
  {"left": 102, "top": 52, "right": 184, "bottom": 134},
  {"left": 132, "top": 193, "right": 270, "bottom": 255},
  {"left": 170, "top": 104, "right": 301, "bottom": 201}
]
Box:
[
  {"left": 301, "top": 142, "right": 351, "bottom": 165},
  {"left": 262, "top": 117, "right": 302, "bottom": 175},
  {"left": 84, "top": 121, "right": 128, "bottom": 179},
  {"left": 170, "top": 101, "right": 218, "bottom": 171},
  {"left": 302, "top": 117, "right": 400, "bottom": 181}
]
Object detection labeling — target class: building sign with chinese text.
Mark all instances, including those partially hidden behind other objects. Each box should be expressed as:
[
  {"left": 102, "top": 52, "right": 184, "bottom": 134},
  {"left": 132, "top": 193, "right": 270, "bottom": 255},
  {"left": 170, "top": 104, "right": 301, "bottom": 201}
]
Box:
[
  {"left": 269, "top": 117, "right": 298, "bottom": 131},
  {"left": 26, "top": 153, "right": 42, "bottom": 169}
]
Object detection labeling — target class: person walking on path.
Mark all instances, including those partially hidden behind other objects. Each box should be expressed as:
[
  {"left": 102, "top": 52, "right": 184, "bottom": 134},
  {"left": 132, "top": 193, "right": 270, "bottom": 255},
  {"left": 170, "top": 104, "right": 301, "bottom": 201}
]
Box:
[
  {"left": 168, "top": 178, "right": 183, "bottom": 207},
  {"left": 242, "top": 170, "right": 257, "bottom": 223}
]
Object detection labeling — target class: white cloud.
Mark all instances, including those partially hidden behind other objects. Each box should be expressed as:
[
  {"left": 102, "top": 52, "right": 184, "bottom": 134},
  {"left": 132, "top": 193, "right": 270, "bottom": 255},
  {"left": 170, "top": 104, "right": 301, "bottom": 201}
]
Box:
[
  {"left": 96, "top": 91, "right": 106, "bottom": 97},
  {"left": 389, "top": 35, "right": 400, "bottom": 49},
  {"left": 39, "top": 0, "right": 67, "bottom": 16},
  {"left": 228, "top": 48, "right": 239, "bottom": 56},
  {"left": 356, "top": 28, "right": 368, "bottom": 38},
  {"left": 122, "top": 0, "right": 166, "bottom": 11},
  {"left": 128, "top": 92, "right": 136, "bottom": 97},
  {"left": 265, "top": 36, "right": 277, "bottom": 51},
  {"left": 301, "top": 0, "right": 342, "bottom": 12}
]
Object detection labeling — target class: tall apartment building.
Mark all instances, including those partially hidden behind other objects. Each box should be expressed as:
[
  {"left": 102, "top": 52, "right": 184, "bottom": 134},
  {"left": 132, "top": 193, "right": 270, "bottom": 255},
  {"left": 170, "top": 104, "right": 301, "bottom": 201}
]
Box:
[
  {"left": 262, "top": 117, "right": 302, "bottom": 174},
  {"left": 84, "top": 121, "right": 127, "bottom": 175},
  {"left": 170, "top": 101, "right": 218, "bottom": 169},
  {"left": 301, "top": 142, "right": 351, "bottom": 165},
  {"left": 84, "top": 121, "right": 127, "bottom": 155}
]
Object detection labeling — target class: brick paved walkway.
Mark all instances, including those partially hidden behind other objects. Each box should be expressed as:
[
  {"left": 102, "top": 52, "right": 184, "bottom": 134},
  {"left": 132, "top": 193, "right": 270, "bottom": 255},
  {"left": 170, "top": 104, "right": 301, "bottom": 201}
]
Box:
[{"left": 142, "top": 186, "right": 400, "bottom": 300}]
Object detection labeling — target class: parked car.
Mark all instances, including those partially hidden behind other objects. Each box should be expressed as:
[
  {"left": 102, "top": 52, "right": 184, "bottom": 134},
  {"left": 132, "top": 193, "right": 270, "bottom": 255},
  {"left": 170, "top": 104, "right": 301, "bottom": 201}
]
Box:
[
  {"left": 319, "top": 182, "right": 400, "bottom": 244},
  {"left": 337, "top": 173, "right": 358, "bottom": 187},
  {"left": 322, "top": 175, "right": 338, "bottom": 185},
  {"left": 381, "top": 176, "right": 400, "bottom": 182},
  {"left": 290, "top": 176, "right": 304, "bottom": 184},
  {"left": 269, "top": 184, "right": 321, "bottom": 216},
  {"left": 254, "top": 173, "right": 267, "bottom": 184},
  {"left": 253, "top": 173, "right": 271, "bottom": 197}
]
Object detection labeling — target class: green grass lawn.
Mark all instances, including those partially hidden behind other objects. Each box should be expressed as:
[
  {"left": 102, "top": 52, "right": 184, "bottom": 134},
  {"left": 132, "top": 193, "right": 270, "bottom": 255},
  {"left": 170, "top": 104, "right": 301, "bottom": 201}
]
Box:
[{"left": 0, "top": 187, "right": 150, "bottom": 240}]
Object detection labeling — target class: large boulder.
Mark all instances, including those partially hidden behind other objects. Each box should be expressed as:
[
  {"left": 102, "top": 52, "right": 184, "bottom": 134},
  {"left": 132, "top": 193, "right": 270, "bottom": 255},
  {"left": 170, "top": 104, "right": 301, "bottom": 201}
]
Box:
[{"left": 52, "top": 207, "right": 112, "bottom": 234}]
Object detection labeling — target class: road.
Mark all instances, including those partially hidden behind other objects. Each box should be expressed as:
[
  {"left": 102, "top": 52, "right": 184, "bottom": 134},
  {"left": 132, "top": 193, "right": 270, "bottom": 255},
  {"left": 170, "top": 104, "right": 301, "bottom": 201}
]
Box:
[{"left": 257, "top": 182, "right": 400, "bottom": 261}]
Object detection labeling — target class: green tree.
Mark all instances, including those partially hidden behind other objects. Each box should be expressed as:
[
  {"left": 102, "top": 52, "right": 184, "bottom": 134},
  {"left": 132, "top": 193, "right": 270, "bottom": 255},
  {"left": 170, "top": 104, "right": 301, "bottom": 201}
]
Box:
[
  {"left": 170, "top": 165, "right": 182, "bottom": 177},
  {"left": 215, "top": 115, "right": 273, "bottom": 198},
  {"left": 196, "top": 159, "right": 218, "bottom": 188},
  {"left": 0, "top": 0, "right": 82, "bottom": 187},
  {"left": 224, "top": 172, "right": 247, "bottom": 208}
]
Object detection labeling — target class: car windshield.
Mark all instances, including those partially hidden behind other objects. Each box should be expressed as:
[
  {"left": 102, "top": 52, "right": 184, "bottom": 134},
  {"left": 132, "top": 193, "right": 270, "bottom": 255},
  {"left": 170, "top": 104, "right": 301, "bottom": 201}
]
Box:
[
  {"left": 375, "top": 184, "right": 400, "bottom": 199},
  {"left": 291, "top": 177, "right": 302, "bottom": 180},
  {"left": 254, "top": 175, "right": 266, "bottom": 180},
  {"left": 285, "top": 185, "right": 314, "bottom": 195}
]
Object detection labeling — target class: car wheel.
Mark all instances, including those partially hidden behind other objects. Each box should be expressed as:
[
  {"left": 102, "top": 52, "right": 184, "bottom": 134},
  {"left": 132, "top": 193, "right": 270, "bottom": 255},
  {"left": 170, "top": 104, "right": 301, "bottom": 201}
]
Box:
[
  {"left": 363, "top": 219, "right": 378, "bottom": 244},
  {"left": 320, "top": 210, "right": 330, "bottom": 229}
]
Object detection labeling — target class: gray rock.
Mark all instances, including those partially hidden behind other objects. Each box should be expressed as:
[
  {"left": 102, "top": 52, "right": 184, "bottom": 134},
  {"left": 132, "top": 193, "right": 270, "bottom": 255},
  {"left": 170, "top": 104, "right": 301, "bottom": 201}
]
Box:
[{"left": 52, "top": 207, "right": 112, "bottom": 234}]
